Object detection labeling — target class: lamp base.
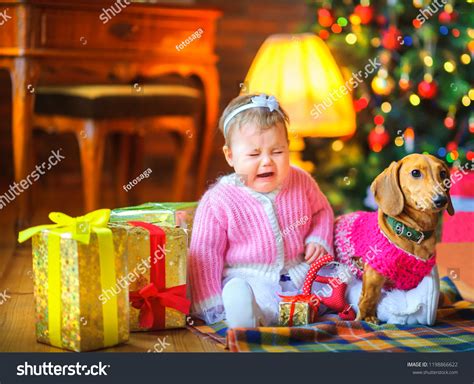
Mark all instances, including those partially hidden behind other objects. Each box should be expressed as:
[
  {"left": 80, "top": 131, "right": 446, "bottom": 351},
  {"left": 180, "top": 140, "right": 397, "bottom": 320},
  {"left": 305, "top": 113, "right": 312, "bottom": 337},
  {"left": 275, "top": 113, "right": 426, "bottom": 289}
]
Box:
[{"left": 289, "top": 137, "right": 314, "bottom": 173}]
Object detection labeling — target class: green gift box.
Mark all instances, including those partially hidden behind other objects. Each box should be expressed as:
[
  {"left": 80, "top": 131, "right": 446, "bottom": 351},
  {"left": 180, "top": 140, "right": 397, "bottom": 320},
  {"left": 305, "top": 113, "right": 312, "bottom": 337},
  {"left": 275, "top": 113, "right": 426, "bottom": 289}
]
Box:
[{"left": 110, "top": 202, "right": 197, "bottom": 231}]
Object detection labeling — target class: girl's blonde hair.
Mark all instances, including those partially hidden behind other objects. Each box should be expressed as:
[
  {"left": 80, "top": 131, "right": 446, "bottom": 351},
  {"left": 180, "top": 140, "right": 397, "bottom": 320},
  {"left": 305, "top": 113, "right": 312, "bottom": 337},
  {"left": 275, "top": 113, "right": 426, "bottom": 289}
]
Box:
[{"left": 218, "top": 94, "right": 290, "bottom": 146}]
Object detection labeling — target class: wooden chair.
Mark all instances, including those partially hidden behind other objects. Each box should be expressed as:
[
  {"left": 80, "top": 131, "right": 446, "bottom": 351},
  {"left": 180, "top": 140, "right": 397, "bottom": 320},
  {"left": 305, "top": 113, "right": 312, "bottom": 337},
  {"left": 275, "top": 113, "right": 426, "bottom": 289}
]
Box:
[{"left": 32, "top": 76, "right": 202, "bottom": 211}]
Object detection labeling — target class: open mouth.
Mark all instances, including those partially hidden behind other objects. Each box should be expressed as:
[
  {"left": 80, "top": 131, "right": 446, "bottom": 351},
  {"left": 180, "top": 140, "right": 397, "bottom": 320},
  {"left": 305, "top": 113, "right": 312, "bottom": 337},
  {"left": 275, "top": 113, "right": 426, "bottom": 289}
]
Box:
[{"left": 256, "top": 172, "right": 275, "bottom": 179}]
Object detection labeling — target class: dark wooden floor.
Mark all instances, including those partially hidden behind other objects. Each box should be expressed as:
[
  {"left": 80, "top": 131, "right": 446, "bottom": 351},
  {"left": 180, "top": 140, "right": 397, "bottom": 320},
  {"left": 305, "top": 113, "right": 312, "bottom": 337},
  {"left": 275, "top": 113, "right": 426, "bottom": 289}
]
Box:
[{"left": 0, "top": 249, "right": 226, "bottom": 352}]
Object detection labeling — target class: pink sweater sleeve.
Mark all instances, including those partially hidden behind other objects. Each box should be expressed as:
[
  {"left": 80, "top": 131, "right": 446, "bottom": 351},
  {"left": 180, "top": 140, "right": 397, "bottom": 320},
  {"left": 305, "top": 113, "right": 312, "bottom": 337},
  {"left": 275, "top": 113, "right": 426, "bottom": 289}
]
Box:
[
  {"left": 188, "top": 190, "right": 227, "bottom": 324},
  {"left": 304, "top": 173, "right": 335, "bottom": 255}
]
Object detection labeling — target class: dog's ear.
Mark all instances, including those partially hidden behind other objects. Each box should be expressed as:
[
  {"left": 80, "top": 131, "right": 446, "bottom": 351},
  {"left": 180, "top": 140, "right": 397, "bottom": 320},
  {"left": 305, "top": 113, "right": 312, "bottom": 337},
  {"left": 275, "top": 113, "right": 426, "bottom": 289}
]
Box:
[
  {"left": 371, "top": 161, "right": 404, "bottom": 217},
  {"left": 426, "top": 154, "right": 455, "bottom": 216},
  {"left": 446, "top": 191, "right": 455, "bottom": 216},
  {"left": 441, "top": 162, "right": 455, "bottom": 216}
]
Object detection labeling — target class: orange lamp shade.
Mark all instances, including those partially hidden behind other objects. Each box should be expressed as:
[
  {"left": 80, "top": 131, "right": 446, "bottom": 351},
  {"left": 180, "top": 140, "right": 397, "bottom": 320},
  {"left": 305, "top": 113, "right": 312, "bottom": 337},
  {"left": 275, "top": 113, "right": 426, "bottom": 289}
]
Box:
[{"left": 243, "top": 33, "right": 356, "bottom": 138}]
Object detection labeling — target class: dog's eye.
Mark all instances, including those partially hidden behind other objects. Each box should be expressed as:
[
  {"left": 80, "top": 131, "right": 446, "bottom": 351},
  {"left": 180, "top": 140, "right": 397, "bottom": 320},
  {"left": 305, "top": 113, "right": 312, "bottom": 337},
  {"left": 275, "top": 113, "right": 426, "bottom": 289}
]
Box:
[
  {"left": 411, "top": 170, "right": 421, "bottom": 178},
  {"left": 440, "top": 170, "right": 448, "bottom": 179}
]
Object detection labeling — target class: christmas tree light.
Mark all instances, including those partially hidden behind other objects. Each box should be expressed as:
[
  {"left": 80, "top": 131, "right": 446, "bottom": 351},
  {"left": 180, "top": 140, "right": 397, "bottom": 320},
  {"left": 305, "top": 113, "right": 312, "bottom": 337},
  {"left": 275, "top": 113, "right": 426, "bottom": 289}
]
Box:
[{"left": 304, "top": 0, "right": 473, "bottom": 213}]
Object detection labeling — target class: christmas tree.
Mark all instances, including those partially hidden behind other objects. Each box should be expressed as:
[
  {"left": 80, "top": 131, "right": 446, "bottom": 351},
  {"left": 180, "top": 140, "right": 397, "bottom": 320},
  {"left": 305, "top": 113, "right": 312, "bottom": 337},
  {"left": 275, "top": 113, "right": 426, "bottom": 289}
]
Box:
[{"left": 303, "top": 0, "right": 473, "bottom": 214}]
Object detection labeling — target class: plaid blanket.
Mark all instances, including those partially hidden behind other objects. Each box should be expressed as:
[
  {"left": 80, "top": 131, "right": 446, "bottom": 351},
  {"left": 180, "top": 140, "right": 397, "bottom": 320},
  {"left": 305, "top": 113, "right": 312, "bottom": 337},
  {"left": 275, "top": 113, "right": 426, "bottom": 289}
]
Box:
[{"left": 190, "top": 277, "right": 474, "bottom": 352}]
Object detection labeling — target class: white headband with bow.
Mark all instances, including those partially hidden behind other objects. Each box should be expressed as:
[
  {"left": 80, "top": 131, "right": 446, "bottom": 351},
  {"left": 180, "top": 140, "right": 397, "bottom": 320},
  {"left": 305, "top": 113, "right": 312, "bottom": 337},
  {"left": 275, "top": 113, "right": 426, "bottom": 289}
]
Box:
[{"left": 223, "top": 94, "right": 285, "bottom": 137}]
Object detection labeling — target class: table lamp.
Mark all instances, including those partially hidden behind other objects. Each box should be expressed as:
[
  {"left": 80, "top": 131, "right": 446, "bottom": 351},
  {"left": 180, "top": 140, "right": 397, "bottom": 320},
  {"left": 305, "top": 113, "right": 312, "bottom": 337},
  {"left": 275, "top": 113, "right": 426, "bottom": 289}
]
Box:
[{"left": 242, "top": 33, "right": 356, "bottom": 171}]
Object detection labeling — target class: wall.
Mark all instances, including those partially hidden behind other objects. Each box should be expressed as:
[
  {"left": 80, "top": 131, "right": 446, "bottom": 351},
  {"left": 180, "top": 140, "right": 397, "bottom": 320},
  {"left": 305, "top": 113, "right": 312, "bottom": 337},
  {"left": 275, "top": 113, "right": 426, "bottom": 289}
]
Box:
[
  {"left": 0, "top": 0, "right": 309, "bottom": 190},
  {"left": 196, "top": 0, "right": 309, "bottom": 111}
]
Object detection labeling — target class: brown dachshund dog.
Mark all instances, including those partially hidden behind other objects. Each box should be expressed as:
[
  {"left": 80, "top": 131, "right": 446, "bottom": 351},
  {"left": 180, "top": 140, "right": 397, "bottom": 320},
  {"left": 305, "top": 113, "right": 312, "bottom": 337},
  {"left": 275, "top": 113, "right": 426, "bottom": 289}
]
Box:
[{"left": 354, "top": 154, "right": 455, "bottom": 323}]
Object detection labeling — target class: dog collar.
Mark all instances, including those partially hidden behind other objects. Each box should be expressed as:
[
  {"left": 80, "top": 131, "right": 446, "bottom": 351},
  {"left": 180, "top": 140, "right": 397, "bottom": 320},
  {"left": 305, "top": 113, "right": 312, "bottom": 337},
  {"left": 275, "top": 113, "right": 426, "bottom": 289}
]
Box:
[{"left": 384, "top": 215, "right": 434, "bottom": 244}]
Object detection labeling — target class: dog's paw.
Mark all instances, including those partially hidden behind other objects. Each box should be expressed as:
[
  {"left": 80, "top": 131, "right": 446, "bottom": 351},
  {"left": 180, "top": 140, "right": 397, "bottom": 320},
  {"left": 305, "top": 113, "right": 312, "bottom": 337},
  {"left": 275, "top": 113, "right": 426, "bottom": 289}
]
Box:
[{"left": 356, "top": 314, "right": 380, "bottom": 324}]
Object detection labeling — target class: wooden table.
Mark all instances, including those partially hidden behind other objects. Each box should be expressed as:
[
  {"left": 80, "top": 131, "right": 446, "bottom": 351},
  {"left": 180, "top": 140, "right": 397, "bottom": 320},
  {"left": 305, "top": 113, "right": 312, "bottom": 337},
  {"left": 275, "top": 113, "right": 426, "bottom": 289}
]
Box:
[{"left": 0, "top": 0, "right": 221, "bottom": 227}]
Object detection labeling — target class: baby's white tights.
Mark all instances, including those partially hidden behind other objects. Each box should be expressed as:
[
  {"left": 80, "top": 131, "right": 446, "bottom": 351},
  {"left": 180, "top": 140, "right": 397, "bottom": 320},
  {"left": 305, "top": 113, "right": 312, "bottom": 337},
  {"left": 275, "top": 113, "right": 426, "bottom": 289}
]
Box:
[{"left": 221, "top": 278, "right": 262, "bottom": 328}]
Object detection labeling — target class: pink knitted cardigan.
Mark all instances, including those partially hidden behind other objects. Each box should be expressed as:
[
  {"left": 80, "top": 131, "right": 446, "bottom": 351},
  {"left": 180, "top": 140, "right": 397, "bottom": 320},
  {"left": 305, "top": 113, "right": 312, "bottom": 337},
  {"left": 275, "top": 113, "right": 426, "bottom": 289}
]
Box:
[
  {"left": 189, "top": 166, "right": 334, "bottom": 324},
  {"left": 334, "top": 211, "right": 436, "bottom": 290}
]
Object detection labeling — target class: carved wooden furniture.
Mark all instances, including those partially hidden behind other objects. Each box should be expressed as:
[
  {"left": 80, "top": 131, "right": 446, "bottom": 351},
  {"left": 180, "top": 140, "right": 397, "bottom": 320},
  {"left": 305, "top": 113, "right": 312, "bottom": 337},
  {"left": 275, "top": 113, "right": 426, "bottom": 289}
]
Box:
[
  {"left": 0, "top": 0, "right": 221, "bottom": 226},
  {"left": 33, "top": 78, "right": 202, "bottom": 211}
]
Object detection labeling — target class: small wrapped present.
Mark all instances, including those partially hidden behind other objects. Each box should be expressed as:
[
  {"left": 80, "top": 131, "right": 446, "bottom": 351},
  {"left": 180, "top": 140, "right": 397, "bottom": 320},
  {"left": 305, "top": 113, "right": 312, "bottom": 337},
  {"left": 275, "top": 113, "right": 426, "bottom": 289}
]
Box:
[
  {"left": 110, "top": 202, "right": 197, "bottom": 231},
  {"left": 18, "top": 209, "right": 129, "bottom": 352},
  {"left": 278, "top": 254, "right": 355, "bottom": 326},
  {"left": 109, "top": 221, "right": 191, "bottom": 331},
  {"left": 279, "top": 295, "right": 319, "bottom": 326}
]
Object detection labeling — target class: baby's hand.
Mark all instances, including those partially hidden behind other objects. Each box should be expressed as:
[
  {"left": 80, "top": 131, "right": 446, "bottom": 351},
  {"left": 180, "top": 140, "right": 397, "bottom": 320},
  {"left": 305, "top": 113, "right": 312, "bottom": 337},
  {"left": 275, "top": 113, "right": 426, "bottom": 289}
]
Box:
[{"left": 304, "top": 243, "right": 327, "bottom": 264}]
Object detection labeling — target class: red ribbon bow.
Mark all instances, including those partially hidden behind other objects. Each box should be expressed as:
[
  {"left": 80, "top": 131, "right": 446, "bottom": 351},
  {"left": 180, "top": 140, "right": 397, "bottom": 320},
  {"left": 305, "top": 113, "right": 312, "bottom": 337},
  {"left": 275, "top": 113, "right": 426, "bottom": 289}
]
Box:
[
  {"left": 130, "top": 283, "right": 191, "bottom": 329},
  {"left": 128, "top": 221, "right": 190, "bottom": 329}
]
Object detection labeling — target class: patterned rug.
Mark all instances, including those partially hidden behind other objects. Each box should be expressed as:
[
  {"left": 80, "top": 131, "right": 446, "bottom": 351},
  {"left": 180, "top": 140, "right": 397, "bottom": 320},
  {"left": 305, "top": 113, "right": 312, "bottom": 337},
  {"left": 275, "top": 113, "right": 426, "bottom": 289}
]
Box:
[{"left": 190, "top": 277, "right": 474, "bottom": 352}]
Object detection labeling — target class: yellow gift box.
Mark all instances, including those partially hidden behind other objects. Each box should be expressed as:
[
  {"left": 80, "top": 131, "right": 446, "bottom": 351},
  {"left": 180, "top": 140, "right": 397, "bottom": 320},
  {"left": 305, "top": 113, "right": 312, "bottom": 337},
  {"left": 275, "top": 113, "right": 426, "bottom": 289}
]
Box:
[
  {"left": 279, "top": 301, "right": 313, "bottom": 327},
  {"left": 108, "top": 221, "right": 190, "bottom": 331},
  {"left": 18, "top": 209, "right": 129, "bottom": 352},
  {"left": 278, "top": 295, "right": 319, "bottom": 327}
]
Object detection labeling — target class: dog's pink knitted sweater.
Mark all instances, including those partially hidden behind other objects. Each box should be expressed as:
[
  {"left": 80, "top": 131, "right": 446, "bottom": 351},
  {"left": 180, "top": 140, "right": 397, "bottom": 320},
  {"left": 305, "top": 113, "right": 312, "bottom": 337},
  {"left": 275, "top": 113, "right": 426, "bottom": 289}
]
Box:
[{"left": 334, "top": 211, "right": 436, "bottom": 290}]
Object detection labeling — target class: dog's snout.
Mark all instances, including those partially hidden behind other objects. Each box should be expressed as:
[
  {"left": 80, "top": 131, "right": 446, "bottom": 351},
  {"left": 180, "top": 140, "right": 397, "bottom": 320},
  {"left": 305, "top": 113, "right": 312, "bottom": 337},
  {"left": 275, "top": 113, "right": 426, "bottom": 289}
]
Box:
[{"left": 433, "top": 195, "right": 448, "bottom": 208}]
